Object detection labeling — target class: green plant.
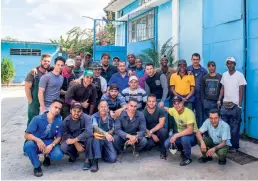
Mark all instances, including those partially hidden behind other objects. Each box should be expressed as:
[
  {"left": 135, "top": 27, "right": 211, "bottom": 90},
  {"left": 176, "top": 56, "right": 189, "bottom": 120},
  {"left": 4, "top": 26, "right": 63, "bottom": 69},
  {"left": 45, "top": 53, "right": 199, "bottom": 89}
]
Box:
[
  {"left": 1, "top": 57, "right": 15, "bottom": 86},
  {"left": 160, "top": 38, "right": 177, "bottom": 67}
]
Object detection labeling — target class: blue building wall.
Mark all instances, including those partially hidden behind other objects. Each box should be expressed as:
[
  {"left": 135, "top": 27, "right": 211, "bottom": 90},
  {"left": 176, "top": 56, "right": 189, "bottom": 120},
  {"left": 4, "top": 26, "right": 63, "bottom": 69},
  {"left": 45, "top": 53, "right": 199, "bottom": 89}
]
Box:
[
  {"left": 118, "top": 0, "right": 140, "bottom": 18},
  {"left": 1, "top": 41, "right": 60, "bottom": 83}
]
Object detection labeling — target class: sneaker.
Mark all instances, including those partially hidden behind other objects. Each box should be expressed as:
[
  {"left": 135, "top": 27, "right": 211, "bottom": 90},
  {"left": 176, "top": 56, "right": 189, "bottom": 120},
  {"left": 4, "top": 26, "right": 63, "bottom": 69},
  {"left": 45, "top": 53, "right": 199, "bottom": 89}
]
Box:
[
  {"left": 180, "top": 158, "right": 192, "bottom": 166},
  {"left": 218, "top": 159, "right": 227, "bottom": 165},
  {"left": 229, "top": 148, "right": 238, "bottom": 153},
  {"left": 90, "top": 159, "right": 99, "bottom": 172},
  {"left": 43, "top": 157, "right": 51, "bottom": 167},
  {"left": 117, "top": 153, "right": 123, "bottom": 163},
  {"left": 160, "top": 153, "right": 167, "bottom": 160},
  {"left": 69, "top": 157, "right": 76, "bottom": 163},
  {"left": 198, "top": 156, "right": 212, "bottom": 163},
  {"left": 34, "top": 167, "right": 43, "bottom": 177},
  {"left": 82, "top": 159, "right": 91, "bottom": 170}
]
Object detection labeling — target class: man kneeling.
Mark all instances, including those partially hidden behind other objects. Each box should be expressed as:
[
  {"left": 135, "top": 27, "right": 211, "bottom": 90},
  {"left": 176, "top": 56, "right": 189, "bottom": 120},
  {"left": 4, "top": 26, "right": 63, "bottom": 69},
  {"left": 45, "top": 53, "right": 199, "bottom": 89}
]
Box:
[
  {"left": 196, "top": 108, "right": 231, "bottom": 165},
  {"left": 23, "top": 99, "right": 64, "bottom": 177}
]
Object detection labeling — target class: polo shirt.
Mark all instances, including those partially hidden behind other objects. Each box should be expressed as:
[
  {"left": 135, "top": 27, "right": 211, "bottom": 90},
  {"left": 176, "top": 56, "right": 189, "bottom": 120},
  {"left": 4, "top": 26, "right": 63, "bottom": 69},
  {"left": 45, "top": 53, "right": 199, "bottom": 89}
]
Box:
[
  {"left": 168, "top": 107, "right": 198, "bottom": 133},
  {"left": 170, "top": 72, "right": 195, "bottom": 95},
  {"left": 121, "top": 87, "right": 147, "bottom": 110},
  {"left": 25, "top": 112, "right": 62, "bottom": 139},
  {"left": 108, "top": 72, "right": 129, "bottom": 93},
  {"left": 92, "top": 112, "right": 114, "bottom": 132},
  {"left": 199, "top": 119, "right": 232, "bottom": 146},
  {"left": 101, "top": 65, "right": 117, "bottom": 82},
  {"left": 101, "top": 93, "right": 126, "bottom": 111}
]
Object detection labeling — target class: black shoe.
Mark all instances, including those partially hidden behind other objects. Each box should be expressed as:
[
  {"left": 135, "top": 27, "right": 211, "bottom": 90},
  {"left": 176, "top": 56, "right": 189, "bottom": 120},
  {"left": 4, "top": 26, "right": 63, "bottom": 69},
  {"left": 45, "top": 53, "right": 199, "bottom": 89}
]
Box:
[
  {"left": 160, "top": 153, "right": 167, "bottom": 160},
  {"left": 82, "top": 159, "right": 91, "bottom": 170},
  {"left": 43, "top": 157, "right": 51, "bottom": 167},
  {"left": 198, "top": 156, "right": 212, "bottom": 163},
  {"left": 90, "top": 159, "right": 99, "bottom": 172},
  {"left": 180, "top": 158, "right": 192, "bottom": 166},
  {"left": 69, "top": 157, "right": 76, "bottom": 163},
  {"left": 34, "top": 167, "right": 43, "bottom": 177},
  {"left": 180, "top": 153, "right": 187, "bottom": 160},
  {"left": 117, "top": 153, "right": 123, "bottom": 163},
  {"left": 218, "top": 159, "right": 227, "bottom": 165},
  {"left": 229, "top": 148, "right": 238, "bottom": 153}
]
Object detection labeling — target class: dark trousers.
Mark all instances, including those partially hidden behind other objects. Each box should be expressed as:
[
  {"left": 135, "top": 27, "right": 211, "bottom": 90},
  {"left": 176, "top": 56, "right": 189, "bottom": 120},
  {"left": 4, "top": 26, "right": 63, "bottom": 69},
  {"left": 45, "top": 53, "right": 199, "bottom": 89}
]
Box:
[
  {"left": 92, "top": 138, "right": 117, "bottom": 163},
  {"left": 203, "top": 99, "right": 217, "bottom": 121},
  {"left": 194, "top": 97, "right": 204, "bottom": 128},
  {"left": 164, "top": 133, "right": 197, "bottom": 159},
  {"left": 113, "top": 135, "right": 147, "bottom": 154},
  {"left": 221, "top": 105, "right": 242, "bottom": 149},
  {"left": 144, "top": 128, "right": 168, "bottom": 155}
]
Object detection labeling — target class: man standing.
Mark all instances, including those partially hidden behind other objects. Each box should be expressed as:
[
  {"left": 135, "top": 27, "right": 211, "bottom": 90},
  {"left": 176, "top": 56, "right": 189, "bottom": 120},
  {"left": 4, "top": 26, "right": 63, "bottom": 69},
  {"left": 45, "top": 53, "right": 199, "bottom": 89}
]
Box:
[
  {"left": 201, "top": 61, "right": 222, "bottom": 120},
  {"left": 108, "top": 61, "right": 129, "bottom": 93},
  {"left": 196, "top": 109, "right": 231, "bottom": 165},
  {"left": 170, "top": 59, "right": 195, "bottom": 109},
  {"left": 65, "top": 70, "right": 97, "bottom": 115},
  {"left": 81, "top": 52, "right": 92, "bottom": 71},
  {"left": 23, "top": 99, "right": 64, "bottom": 177},
  {"left": 112, "top": 56, "right": 120, "bottom": 67},
  {"left": 91, "top": 100, "right": 117, "bottom": 163},
  {"left": 134, "top": 58, "right": 148, "bottom": 89},
  {"left": 127, "top": 53, "right": 136, "bottom": 71},
  {"left": 187, "top": 53, "right": 208, "bottom": 127},
  {"left": 38, "top": 56, "right": 65, "bottom": 114},
  {"left": 121, "top": 76, "right": 147, "bottom": 110},
  {"left": 164, "top": 96, "right": 198, "bottom": 166},
  {"left": 217, "top": 57, "right": 247, "bottom": 152},
  {"left": 114, "top": 98, "right": 147, "bottom": 159},
  {"left": 73, "top": 56, "right": 83, "bottom": 78},
  {"left": 143, "top": 94, "right": 168, "bottom": 159},
  {"left": 145, "top": 63, "right": 168, "bottom": 108},
  {"left": 100, "top": 53, "right": 117, "bottom": 82},
  {"left": 25, "top": 54, "right": 51, "bottom": 125}
]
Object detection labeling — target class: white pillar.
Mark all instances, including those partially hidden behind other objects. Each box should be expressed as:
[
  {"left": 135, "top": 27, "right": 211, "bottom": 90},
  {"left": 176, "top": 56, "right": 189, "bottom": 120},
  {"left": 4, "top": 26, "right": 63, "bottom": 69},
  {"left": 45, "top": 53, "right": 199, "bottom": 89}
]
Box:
[{"left": 172, "top": 0, "right": 179, "bottom": 65}]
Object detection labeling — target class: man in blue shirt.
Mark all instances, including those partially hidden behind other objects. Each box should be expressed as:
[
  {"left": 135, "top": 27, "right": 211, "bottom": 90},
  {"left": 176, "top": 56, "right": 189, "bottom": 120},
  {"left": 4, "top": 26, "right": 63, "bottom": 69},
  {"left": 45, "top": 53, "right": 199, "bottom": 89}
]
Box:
[
  {"left": 196, "top": 109, "right": 231, "bottom": 165},
  {"left": 108, "top": 61, "right": 129, "bottom": 93},
  {"left": 23, "top": 99, "right": 64, "bottom": 177},
  {"left": 187, "top": 53, "right": 208, "bottom": 128}
]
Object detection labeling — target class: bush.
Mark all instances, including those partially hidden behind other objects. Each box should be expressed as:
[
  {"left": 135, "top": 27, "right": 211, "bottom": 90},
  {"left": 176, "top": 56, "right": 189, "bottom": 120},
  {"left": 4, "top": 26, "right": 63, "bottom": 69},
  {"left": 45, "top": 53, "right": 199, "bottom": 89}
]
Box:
[{"left": 1, "top": 57, "right": 15, "bottom": 86}]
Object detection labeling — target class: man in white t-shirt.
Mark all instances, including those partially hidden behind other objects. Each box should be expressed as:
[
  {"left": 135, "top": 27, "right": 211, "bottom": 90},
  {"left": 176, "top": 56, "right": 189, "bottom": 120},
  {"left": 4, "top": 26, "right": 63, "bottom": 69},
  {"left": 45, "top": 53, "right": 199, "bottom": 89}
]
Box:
[{"left": 217, "top": 57, "right": 247, "bottom": 152}]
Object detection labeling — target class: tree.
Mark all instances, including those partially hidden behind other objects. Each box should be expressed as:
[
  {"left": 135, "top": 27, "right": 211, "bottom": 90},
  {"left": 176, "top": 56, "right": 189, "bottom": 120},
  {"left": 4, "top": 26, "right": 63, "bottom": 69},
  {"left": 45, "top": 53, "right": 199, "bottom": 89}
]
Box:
[
  {"left": 1, "top": 36, "right": 18, "bottom": 41},
  {"left": 1, "top": 57, "right": 15, "bottom": 86},
  {"left": 160, "top": 38, "right": 178, "bottom": 67}
]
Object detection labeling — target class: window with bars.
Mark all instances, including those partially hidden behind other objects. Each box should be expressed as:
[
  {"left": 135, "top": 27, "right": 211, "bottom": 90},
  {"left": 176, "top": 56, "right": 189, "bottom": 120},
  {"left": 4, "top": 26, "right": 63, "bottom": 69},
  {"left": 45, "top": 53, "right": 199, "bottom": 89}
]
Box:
[
  {"left": 10, "top": 48, "right": 41, "bottom": 56},
  {"left": 129, "top": 10, "right": 154, "bottom": 43}
]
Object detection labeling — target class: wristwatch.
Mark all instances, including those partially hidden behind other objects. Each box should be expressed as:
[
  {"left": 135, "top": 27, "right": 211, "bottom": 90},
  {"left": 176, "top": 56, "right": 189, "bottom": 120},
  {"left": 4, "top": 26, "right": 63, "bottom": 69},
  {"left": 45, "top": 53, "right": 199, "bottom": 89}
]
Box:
[
  {"left": 150, "top": 130, "right": 153, "bottom": 136},
  {"left": 52, "top": 143, "right": 56, "bottom": 147},
  {"left": 217, "top": 100, "right": 221, "bottom": 104}
]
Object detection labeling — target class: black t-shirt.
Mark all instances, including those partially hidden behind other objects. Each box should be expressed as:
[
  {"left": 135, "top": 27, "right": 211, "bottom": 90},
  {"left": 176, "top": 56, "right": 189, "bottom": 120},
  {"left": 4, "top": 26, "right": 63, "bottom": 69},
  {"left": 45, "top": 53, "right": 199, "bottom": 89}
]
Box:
[
  {"left": 201, "top": 73, "right": 222, "bottom": 101},
  {"left": 143, "top": 107, "right": 166, "bottom": 130}
]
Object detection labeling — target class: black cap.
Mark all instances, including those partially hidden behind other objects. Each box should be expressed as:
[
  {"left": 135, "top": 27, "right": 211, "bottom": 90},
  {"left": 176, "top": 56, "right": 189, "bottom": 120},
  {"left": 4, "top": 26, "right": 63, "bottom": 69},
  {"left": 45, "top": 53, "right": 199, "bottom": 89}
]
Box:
[
  {"left": 91, "top": 62, "right": 102, "bottom": 69},
  {"left": 71, "top": 102, "right": 82, "bottom": 110},
  {"left": 178, "top": 59, "right": 187, "bottom": 66},
  {"left": 207, "top": 61, "right": 216, "bottom": 67},
  {"left": 172, "top": 96, "right": 183, "bottom": 104},
  {"left": 109, "top": 84, "right": 119, "bottom": 91}
]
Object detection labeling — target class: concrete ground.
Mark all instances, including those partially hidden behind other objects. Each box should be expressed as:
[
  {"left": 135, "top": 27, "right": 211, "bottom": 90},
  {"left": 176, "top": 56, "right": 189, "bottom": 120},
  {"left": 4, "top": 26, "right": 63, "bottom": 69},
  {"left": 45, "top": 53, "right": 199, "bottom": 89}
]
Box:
[{"left": 1, "top": 87, "right": 258, "bottom": 180}]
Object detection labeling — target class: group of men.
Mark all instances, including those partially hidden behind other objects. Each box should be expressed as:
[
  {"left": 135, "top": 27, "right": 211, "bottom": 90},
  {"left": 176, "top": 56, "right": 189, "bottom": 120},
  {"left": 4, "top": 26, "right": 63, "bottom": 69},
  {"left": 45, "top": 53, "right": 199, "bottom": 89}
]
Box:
[{"left": 23, "top": 52, "right": 246, "bottom": 177}]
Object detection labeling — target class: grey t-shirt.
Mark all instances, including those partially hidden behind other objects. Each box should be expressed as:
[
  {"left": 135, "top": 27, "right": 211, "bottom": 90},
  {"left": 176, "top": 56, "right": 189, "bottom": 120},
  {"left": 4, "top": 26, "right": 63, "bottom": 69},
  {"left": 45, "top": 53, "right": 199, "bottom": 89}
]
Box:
[
  {"left": 143, "top": 107, "right": 166, "bottom": 130},
  {"left": 39, "top": 72, "right": 64, "bottom": 107}
]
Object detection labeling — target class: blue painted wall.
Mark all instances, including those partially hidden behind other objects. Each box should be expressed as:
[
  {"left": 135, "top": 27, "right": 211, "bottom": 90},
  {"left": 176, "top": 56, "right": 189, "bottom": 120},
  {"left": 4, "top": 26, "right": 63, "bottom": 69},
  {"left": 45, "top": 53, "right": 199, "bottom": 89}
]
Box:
[
  {"left": 118, "top": 0, "right": 139, "bottom": 18},
  {"left": 1, "top": 41, "right": 60, "bottom": 83},
  {"left": 179, "top": 0, "right": 203, "bottom": 65}
]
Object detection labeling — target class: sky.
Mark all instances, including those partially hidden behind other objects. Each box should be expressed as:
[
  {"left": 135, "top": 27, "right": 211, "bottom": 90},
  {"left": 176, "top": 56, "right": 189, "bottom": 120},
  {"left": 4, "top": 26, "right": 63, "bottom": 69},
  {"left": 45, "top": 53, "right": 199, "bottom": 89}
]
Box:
[{"left": 1, "top": 0, "right": 108, "bottom": 42}]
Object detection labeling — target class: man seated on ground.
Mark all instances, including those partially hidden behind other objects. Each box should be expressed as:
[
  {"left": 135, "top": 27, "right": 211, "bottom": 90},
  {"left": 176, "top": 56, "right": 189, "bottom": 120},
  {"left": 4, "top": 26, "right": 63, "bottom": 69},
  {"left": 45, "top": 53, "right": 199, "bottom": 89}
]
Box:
[
  {"left": 121, "top": 76, "right": 147, "bottom": 110},
  {"left": 164, "top": 96, "right": 198, "bottom": 166},
  {"left": 114, "top": 98, "right": 147, "bottom": 160},
  {"left": 143, "top": 94, "right": 168, "bottom": 159},
  {"left": 23, "top": 99, "right": 64, "bottom": 177},
  {"left": 101, "top": 84, "right": 127, "bottom": 119},
  {"left": 196, "top": 108, "right": 231, "bottom": 165},
  {"left": 91, "top": 100, "right": 117, "bottom": 163}
]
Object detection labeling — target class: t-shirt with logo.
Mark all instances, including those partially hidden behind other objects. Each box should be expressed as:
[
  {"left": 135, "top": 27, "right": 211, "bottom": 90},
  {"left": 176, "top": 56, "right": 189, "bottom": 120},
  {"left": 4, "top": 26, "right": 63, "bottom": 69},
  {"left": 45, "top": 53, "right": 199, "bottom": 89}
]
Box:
[{"left": 201, "top": 73, "right": 222, "bottom": 101}]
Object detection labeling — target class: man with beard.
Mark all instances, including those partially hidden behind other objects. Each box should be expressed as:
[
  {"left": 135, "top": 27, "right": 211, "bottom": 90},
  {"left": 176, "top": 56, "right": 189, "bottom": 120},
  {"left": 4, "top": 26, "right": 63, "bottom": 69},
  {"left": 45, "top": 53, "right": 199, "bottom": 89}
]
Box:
[
  {"left": 127, "top": 53, "right": 136, "bottom": 72},
  {"left": 25, "top": 54, "right": 51, "bottom": 126},
  {"left": 73, "top": 56, "right": 84, "bottom": 78},
  {"left": 65, "top": 70, "right": 97, "bottom": 115},
  {"left": 81, "top": 52, "right": 92, "bottom": 71},
  {"left": 38, "top": 56, "right": 65, "bottom": 114},
  {"left": 100, "top": 53, "right": 117, "bottom": 82},
  {"left": 133, "top": 58, "right": 148, "bottom": 89}
]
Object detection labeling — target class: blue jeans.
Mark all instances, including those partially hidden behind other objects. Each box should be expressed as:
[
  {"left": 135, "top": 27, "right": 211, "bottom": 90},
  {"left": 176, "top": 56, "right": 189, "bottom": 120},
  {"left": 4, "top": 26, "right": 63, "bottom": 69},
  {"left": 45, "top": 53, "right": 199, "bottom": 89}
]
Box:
[
  {"left": 203, "top": 99, "right": 217, "bottom": 121},
  {"left": 157, "top": 97, "right": 170, "bottom": 128},
  {"left": 193, "top": 97, "right": 204, "bottom": 128},
  {"left": 23, "top": 139, "right": 64, "bottom": 168},
  {"left": 164, "top": 133, "right": 197, "bottom": 159}
]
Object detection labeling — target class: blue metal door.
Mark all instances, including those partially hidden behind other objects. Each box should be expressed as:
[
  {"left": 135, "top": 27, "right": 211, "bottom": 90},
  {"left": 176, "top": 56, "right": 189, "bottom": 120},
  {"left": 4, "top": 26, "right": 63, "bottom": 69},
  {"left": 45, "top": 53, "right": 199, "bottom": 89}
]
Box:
[
  {"left": 245, "top": 0, "right": 258, "bottom": 139},
  {"left": 93, "top": 19, "right": 127, "bottom": 62}
]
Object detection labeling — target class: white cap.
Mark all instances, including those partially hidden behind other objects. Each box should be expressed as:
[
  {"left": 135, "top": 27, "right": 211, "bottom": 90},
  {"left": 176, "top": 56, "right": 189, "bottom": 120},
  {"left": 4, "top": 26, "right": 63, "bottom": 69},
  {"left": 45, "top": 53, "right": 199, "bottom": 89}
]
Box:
[
  {"left": 226, "top": 57, "right": 236, "bottom": 63},
  {"left": 65, "top": 59, "right": 75, "bottom": 66},
  {"left": 129, "top": 76, "right": 138, "bottom": 82}
]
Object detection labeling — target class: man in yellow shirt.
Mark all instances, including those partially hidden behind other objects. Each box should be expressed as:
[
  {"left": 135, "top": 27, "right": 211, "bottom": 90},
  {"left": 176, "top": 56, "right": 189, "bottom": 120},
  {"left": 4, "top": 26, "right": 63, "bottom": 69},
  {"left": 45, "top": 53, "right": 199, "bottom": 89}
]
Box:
[
  {"left": 164, "top": 96, "right": 198, "bottom": 166},
  {"left": 170, "top": 59, "right": 195, "bottom": 109}
]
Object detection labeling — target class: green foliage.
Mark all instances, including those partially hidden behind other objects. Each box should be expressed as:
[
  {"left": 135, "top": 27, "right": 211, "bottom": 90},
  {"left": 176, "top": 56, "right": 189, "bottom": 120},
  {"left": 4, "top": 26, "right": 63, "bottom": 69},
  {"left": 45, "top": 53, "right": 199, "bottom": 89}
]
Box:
[
  {"left": 1, "top": 57, "right": 15, "bottom": 86},
  {"left": 160, "top": 38, "right": 178, "bottom": 67}
]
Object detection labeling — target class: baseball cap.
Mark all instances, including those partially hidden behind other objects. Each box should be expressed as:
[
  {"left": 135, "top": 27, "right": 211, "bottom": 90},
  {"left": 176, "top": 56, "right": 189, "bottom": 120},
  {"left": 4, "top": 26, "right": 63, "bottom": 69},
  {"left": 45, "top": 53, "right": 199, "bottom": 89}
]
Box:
[
  {"left": 71, "top": 102, "right": 82, "bottom": 110},
  {"left": 207, "top": 61, "right": 216, "bottom": 67},
  {"left": 109, "top": 84, "right": 119, "bottom": 91},
  {"left": 91, "top": 62, "right": 102, "bottom": 69},
  {"left": 172, "top": 96, "right": 183, "bottom": 104},
  {"left": 178, "top": 59, "right": 187, "bottom": 66},
  {"left": 84, "top": 70, "right": 94, "bottom": 77},
  {"left": 226, "top": 57, "right": 236, "bottom": 63},
  {"left": 129, "top": 76, "right": 138, "bottom": 82},
  {"left": 65, "top": 59, "right": 75, "bottom": 66}
]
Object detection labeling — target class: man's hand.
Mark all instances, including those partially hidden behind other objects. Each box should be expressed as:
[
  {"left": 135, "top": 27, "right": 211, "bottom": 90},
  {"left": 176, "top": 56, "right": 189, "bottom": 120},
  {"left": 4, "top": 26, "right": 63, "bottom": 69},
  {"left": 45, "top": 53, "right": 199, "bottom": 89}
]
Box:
[
  {"left": 44, "top": 144, "right": 54, "bottom": 154},
  {"left": 108, "top": 130, "right": 114, "bottom": 135},
  {"left": 105, "top": 133, "right": 114, "bottom": 142},
  {"left": 200, "top": 141, "right": 207, "bottom": 153},
  {"left": 128, "top": 70, "right": 134, "bottom": 77},
  {"left": 81, "top": 99, "right": 89, "bottom": 109},
  {"left": 170, "top": 134, "right": 179, "bottom": 144},
  {"left": 115, "top": 109, "right": 123, "bottom": 117},
  {"left": 30, "top": 68, "right": 37, "bottom": 77},
  {"left": 110, "top": 111, "right": 117, "bottom": 119},
  {"left": 182, "top": 98, "right": 187, "bottom": 103},
  {"left": 152, "top": 134, "right": 160, "bottom": 143},
  {"left": 36, "top": 138, "right": 46, "bottom": 152},
  {"left": 66, "top": 138, "right": 76, "bottom": 145},
  {"left": 158, "top": 101, "right": 164, "bottom": 108},
  {"left": 40, "top": 106, "right": 47, "bottom": 114},
  {"left": 28, "top": 99, "right": 33, "bottom": 104},
  {"left": 74, "top": 142, "right": 85, "bottom": 152},
  {"left": 72, "top": 79, "right": 81, "bottom": 84},
  {"left": 146, "top": 130, "right": 152, "bottom": 138},
  {"left": 217, "top": 101, "right": 221, "bottom": 109},
  {"left": 128, "top": 135, "right": 138, "bottom": 144},
  {"left": 206, "top": 147, "right": 216, "bottom": 157}
]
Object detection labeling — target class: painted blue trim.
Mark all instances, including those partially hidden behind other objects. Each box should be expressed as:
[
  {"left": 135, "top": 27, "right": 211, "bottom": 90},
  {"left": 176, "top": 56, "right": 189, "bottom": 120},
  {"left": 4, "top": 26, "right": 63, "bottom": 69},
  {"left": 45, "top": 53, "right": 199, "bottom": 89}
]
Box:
[
  {"left": 154, "top": 7, "right": 159, "bottom": 51},
  {"left": 125, "top": 21, "right": 128, "bottom": 54},
  {"left": 93, "top": 20, "right": 97, "bottom": 61},
  {"left": 128, "top": 8, "right": 154, "bottom": 22}
]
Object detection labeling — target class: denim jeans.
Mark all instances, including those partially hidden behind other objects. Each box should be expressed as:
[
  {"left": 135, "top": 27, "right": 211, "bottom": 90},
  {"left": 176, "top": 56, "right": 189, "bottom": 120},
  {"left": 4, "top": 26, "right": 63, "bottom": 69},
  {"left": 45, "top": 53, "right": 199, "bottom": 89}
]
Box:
[{"left": 203, "top": 99, "right": 217, "bottom": 121}]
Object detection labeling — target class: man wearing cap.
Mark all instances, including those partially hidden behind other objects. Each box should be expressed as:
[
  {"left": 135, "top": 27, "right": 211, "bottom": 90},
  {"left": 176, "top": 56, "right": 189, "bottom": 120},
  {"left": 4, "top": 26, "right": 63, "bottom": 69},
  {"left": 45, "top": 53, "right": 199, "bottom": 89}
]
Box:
[
  {"left": 101, "top": 84, "right": 127, "bottom": 119},
  {"left": 201, "top": 61, "right": 222, "bottom": 120},
  {"left": 164, "top": 96, "right": 198, "bottom": 166},
  {"left": 217, "top": 57, "right": 247, "bottom": 153},
  {"left": 127, "top": 53, "right": 137, "bottom": 72},
  {"left": 114, "top": 98, "right": 147, "bottom": 159},
  {"left": 65, "top": 70, "right": 97, "bottom": 115},
  {"left": 108, "top": 61, "right": 129, "bottom": 93},
  {"left": 187, "top": 53, "right": 208, "bottom": 128},
  {"left": 170, "top": 59, "right": 195, "bottom": 110},
  {"left": 73, "top": 56, "right": 84, "bottom": 79},
  {"left": 121, "top": 76, "right": 147, "bottom": 110},
  {"left": 100, "top": 53, "right": 117, "bottom": 82}
]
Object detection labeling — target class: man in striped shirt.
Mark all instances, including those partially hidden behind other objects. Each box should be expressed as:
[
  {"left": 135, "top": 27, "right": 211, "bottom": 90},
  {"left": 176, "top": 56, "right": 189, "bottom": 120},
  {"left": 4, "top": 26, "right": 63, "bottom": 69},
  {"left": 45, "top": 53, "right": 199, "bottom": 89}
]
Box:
[{"left": 121, "top": 76, "right": 147, "bottom": 110}]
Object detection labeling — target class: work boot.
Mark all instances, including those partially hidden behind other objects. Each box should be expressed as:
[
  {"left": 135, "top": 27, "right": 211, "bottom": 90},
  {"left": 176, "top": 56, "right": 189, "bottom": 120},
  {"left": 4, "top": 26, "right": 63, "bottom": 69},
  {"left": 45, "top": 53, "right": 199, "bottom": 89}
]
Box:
[
  {"left": 43, "top": 157, "right": 51, "bottom": 167},
  {"left": 218, "top": 159, "right": 227, "bottom": 165},
  {"left": 198, "top": 156, "right": 212, "bottom": 163},
  {"left": 34, "top": 167, "right": 43, "bottom": 177},
  {"left": 90, "top": 159, "right": 99, "bottom": 172},
  {"left": 180, "top": 158, "right": 192, "bottom": 166},
  {"left": 82, "top": 159, "right": 91, "bottom": 170}
]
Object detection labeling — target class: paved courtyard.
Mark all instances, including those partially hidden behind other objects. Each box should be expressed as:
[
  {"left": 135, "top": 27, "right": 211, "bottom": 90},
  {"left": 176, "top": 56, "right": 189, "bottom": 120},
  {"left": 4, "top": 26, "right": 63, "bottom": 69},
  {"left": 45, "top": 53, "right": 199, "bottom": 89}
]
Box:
[{"left": 1, "top": 87, "right": 258, "bottom": 180}]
